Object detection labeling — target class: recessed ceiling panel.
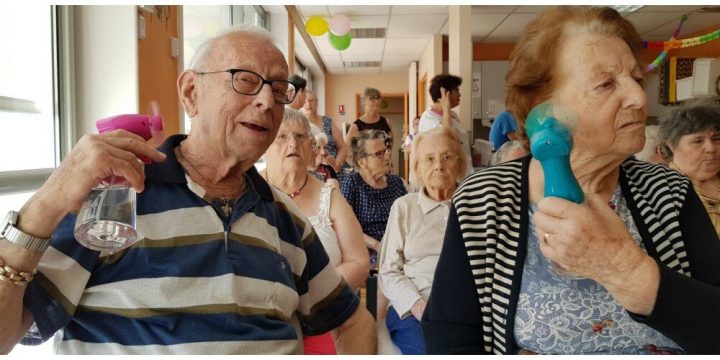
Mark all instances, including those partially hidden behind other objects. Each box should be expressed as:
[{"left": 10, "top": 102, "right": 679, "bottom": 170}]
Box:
[
  {"left": 384, "top": 37, "right": 430, "bottom": 56},
  {"left": 470, "top": 13, "right": 508, "bottom": 38},
  {"left": 387, "top": 14, "right": 448, "bottom": 37},
  {"left": 328, "top": 6, "right": 390, "bottom": 16},
  {"left": 391, "top": 5, "right": 447, "bottom": 15},
  {"left": 339, "top": 38, "right": 385, "bottom": 57}
]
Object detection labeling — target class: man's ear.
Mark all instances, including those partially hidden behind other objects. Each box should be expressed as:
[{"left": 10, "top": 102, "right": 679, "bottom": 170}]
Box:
[{"left": 178, "top": 70, "right": 199, "bottom": 118}]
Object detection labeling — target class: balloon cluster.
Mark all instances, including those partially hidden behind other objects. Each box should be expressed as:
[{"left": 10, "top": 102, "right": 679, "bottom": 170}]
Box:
[
  {"left": 306, "top": 14, "right": 352, "bottom": 51},
  {"left": 645, "top": 15, "right": 720, "bottom": 72}
]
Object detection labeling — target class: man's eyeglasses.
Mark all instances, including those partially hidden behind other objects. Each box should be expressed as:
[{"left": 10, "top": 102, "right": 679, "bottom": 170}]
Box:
[
  {"left": 193, "top": 68, "right": 297, "bottom": 104},
  {"left": 363, "top": 147, "right": 391, "bottom": 159},
  {"left": 274, "top": 132, "right": 310, "bottom": 144},
  {"left": 366, "top": 96, "right": 381, "bottom": 101},
  {"left": 421, "top": 153, "right": 459, "bottom": 167}
]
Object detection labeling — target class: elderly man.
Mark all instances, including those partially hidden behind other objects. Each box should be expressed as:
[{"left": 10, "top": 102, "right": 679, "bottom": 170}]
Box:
[{"left": 0, "top": 26, "right": 376, "bottom": 355}]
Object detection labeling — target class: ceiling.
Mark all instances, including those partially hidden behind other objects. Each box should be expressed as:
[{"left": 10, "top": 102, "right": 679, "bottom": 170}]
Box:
[{"left": 270, "top": 5, "right": 720, "bottom": 75}]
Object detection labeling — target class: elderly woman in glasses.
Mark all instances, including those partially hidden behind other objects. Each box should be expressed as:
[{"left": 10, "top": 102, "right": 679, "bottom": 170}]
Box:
[
  {"left": 262, "top": 108, "right": 370, "bottom": 354},
  {"left": 658, "top": 100, "right": 720, "bottom": 238},
  {"left": 341, "top": 130, "right": 407, "bottom": 272},
  {"left": 378, "top": 127, "right": 467, "bottom": 354}
]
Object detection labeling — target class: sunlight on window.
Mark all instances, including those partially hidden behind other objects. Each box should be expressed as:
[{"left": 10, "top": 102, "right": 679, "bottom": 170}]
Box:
[{"left": 0, "top": 3, "right": 56, "bottom": 171}]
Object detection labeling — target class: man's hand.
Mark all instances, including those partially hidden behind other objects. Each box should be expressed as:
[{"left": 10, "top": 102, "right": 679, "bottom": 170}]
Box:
[{"left": 410, "top": 298, "right": 427, "bottom": 321}]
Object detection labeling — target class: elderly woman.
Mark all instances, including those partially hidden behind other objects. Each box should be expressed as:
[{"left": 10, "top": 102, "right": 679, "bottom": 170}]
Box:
[
  {"left": 378, "top": 127, "right": 467, "bottom": 354},
  {"left": 422, "top": 6, "right": 720, "bottom": 355},
  {"left": 262, "top": 108, "right": 369, "bottom": 354},
  {"left": 345, "top": 88, "right": 393, "bottom": 147},
  {"left": 418, "top": 74, "right": 473, "bottom": 178},
  {"left": 635, "top": 125, "right": 667, "bottom": 165},
  {"left": 658, "top": 100, "right": 720, "bottom": 237},
  {"left": 341, "top": 129, "right": 407, "bottom": 271},
  {"left": 310, "top": 131, "right": 340, "bottom": 188},
  {"left": 301, "top": 90, "right": 348, "bottom": 173},
  {"left": 489, "top": 140, "right": 529, "bottom": 166}
]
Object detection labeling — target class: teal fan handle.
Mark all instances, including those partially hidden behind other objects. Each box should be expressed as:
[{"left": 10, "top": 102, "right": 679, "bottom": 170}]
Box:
[{"left": 525, "top": 102, "right": 584, "bottom": 204}]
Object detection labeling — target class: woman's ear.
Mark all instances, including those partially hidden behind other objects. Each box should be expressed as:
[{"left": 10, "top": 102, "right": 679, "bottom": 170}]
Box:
[{"left": 178, "top": 70, "right": 199, "bottom": 118}]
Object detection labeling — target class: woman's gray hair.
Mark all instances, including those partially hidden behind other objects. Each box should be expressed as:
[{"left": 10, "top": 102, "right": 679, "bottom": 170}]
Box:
[
  {"left": 349, "top": 129, "right": 388, "bottom": 167},
  {"left": 314, "top": 130, "right": 328, "bottom": 143},
  {"left": 410, "top": 127, "right": 467, "bottom": 188},
  {"left": 189, "top": 25, "right": 274, "bottom": 71},
  {"left": 281, "top": 107, "right": 312, "bottom": 135},
  {"left": 658, "top": 98, "right": 720, "bottom": 161},
  {"left": 490, "top": 140, "right": 528, "bottom": 166}
]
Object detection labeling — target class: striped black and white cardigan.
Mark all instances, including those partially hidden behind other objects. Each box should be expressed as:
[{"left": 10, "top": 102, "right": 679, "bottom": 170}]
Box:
[{"left": 423, "top": 156, "right": 720, "bottom": 354}]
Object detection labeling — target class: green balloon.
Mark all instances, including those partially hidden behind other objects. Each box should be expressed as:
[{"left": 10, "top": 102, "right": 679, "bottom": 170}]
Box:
[{"left": 328, "top": 32, "right": 351, "bottom": 51}]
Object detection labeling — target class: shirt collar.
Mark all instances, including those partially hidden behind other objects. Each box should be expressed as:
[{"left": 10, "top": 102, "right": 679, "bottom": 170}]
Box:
[
  {"left": 417, "top": 186, "right": 451, "bottom": 214},
  {"left": 145, "top": 134, "right": 273, "bottom": 201}
]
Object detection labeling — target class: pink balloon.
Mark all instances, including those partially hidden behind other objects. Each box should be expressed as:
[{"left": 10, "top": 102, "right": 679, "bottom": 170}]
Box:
[{"left": 329, "top": 14, "right": 351, "bottom": 36}]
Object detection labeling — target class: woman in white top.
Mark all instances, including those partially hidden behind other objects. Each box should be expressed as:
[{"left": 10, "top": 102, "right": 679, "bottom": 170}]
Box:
[
  {"left": 378, "top": 127, "right": 467, "bottom": 354},
  {"left": 262, "top": 108, "right": 369, "bottom": 354},
  {"left": 418, "top": 74, "right": 473, "bottom": 178}
]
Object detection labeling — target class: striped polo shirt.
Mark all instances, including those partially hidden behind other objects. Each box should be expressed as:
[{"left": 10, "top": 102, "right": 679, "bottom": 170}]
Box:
[{"left": 21, "top": 134, "right": 359, "bottom": 354}]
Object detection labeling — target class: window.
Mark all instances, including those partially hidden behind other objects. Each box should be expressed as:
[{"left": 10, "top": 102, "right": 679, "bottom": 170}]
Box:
[
  {"left": 0, "top": 4, "right": 56, "bottom": 173},
  {"left": 231, "top": 5, "right": 268, "bottom": 28},
  {"left": 1, "top": 6, "right": 66, "bottom": 355}
]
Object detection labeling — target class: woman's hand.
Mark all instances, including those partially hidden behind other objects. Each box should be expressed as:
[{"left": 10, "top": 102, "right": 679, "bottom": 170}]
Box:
[
  {"left": 439, "top": 87, "right": 450, "bottom": 113},
  {"left": 533, "top": 193, "right": 660, "bottom": 315}
]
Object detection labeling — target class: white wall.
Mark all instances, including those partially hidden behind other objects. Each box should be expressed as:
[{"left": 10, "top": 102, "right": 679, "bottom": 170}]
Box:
[
  {"left": 417, "top": 34, "right": 442, "bottom": 110},
  {"left": 268, "top": 10, "right": 289, "bottom": 61},
  {"left": 74, "top": 6, "right": 138, "bottom": 140},
  {"left": 407, "top": 61, "right": 418, "bottom": 122}
]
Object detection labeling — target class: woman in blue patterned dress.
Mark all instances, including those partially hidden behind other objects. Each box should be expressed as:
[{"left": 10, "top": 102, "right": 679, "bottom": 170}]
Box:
[
  {"left": 301, "top": 90, "right": 348, "bottom": 173},
  {"left": 341, "top": 129, "right": 407, "bottom": 273},
  {"left": 423, "top": 6, "right": 720, "bottom": 355}
]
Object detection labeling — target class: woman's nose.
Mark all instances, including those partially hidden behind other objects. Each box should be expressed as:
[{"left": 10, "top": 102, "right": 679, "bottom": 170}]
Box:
[{"left": 622, "top": 78, "right": 647, "bottom": 110}]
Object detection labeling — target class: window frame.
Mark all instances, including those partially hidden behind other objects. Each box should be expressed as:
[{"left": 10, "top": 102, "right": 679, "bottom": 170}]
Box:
[{"left": 0, "top": 5, "right": 75, "bottom": 198}]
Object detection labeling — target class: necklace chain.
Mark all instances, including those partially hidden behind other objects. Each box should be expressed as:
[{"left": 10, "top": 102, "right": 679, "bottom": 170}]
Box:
[
  {"left": 178, "top": 144, "right": 243, "bottom": 217},
  {"left": 264, "top": 171, "right": 309, "bottom": 198}
]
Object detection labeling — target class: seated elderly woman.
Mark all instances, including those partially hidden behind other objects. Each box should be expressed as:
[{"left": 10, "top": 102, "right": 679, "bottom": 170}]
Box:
[
  {"left": 341, "top": 130, "right": 407, "bottom": 272},
  {"left": 422, "top": 6, "right": 720, "bottom": 355},
  {"left": 658, "top": 100, "right": 720, "bottom": 238},
  {"left": 310, "top": 131, "right": 340, "bottom": 188},
  {"left": 489, "top": 140, "right": 529, "bottom": 166},
  {"left": 262, "top": 108, "right": 369, "bottom": 354},
  {"left": 378, "top": 127, "right": 467, "bottom": 354}
]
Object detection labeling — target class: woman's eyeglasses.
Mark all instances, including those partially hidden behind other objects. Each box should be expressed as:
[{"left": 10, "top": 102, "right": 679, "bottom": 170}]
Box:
[
  {"left": 363, "top": 147, "right": 391, "bottom": 159},
  {"left": 274, "top": 132, "right": 310, "bottom": 144},
  {"left": 421, "top": 153, "right": 459, "bottom": 167}
]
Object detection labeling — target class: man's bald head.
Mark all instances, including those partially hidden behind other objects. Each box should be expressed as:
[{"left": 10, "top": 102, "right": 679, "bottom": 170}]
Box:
[{"left": 189, "top": 25, "right": 286, "bottom": 72}]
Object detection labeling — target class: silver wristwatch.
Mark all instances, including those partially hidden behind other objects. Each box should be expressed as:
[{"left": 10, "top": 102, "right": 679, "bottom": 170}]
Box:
[{"left": 1, "top": 211, "right": 51, "bottom": 253}]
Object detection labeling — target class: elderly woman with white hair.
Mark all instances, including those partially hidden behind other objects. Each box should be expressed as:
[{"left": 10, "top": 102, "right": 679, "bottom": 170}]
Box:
[
  {"left": 378, "top": 127, "right": 467, "bottom": 354},
  {"left": 262, "top": 108, "right": 369, "bottom": 354}
]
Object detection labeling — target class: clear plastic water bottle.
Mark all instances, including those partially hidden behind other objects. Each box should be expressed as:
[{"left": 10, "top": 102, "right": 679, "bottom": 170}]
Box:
[
  {"left": 73, "top": 110, "right": 163, "bottom": 252},
  {"left": 74, "top": 181, "right": 137, "bottom": 251}
]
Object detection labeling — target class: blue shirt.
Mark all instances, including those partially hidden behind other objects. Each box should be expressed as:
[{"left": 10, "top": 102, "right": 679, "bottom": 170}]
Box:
[
  {"left": 22, "top": 134, "right": 358, "bottom": 354},
  {"left": 489, "top": 111, "right": 518, "bottom": 151},
  {"left": 340, "top": 172, "right": 407, "bottom": 242}
]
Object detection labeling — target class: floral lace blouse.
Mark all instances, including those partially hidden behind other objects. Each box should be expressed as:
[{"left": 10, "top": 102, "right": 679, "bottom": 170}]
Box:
[{"left": 514, "top": 186, "right": 683, "bottom": 354}]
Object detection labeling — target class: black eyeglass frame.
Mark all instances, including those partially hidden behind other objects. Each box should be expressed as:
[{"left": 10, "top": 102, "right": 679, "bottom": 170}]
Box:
[{"left": 193, "top": 68, "right": 297, "bottom": 104}]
